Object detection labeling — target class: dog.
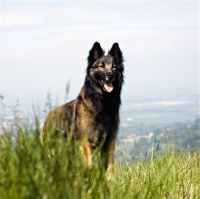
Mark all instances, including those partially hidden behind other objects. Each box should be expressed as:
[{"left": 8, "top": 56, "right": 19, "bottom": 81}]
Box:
[{"left": 40, "top": 42, "right": 124, "bottom": 178}]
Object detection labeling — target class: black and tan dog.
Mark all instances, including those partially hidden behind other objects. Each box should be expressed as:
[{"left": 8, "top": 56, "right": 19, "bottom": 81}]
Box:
[{"left": 40, "top": 42, "right": 124, "bottom": 178}]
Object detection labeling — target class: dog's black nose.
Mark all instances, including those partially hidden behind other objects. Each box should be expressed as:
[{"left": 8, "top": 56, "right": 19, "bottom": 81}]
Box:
[{"left": 107, "top": 72, "right": 114, "bottom": 79}]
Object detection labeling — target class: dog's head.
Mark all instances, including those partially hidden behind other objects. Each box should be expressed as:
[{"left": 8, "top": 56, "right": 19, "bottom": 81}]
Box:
[{"left": 86, "top": 42, "right": 124, "bottom": 93}]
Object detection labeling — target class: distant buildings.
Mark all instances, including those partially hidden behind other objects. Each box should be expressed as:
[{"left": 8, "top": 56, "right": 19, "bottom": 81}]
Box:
[{"left": 0, "top": 116, "right": 42, "bottom": 135}]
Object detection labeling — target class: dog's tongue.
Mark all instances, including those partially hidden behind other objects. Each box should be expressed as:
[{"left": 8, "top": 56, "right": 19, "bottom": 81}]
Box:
[{"left": 104, "top": 81, "right": 113, "bottom": 92}]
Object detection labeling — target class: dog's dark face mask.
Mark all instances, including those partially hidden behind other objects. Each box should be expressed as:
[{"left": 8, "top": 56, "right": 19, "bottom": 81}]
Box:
[{"left": 86, "top": 42, "right": 124, "bottom": 93}]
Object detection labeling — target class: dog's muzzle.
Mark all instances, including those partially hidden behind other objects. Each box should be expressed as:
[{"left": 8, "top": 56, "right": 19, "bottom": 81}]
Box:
[{"left": 101, "top": 72, "right": 114, "bottom": 93}]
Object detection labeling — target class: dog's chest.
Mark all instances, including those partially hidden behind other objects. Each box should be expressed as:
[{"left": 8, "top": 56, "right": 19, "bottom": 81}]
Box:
[{"left": 87, "top": 114, "right": 113, "bottom": 149}]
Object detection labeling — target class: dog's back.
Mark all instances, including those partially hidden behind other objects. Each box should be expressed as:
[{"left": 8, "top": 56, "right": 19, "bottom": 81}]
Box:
[{"left": 40, "top": 99, "right": 76, "bottom": 145}]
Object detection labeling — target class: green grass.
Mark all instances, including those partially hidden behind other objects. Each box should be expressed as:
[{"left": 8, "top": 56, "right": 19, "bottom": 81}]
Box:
[{"left": 0, "top": 121, "right": 200, "bottom": 199}]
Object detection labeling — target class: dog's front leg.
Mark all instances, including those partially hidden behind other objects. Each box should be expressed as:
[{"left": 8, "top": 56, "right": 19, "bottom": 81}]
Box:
[
  {"left": 79, "top": 139, "right": 92, "bottom": 169},
  {"left": 101, "top": 136, "right": 115, "bottom": 180}
]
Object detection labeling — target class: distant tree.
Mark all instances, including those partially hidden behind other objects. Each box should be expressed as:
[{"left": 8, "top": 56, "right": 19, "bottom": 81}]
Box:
[
  {"left": 182, "top": 134, "right": 200, "bottom": 149},
  {"left": 191, "top": 124, "right": 199, "bottom": 131}
]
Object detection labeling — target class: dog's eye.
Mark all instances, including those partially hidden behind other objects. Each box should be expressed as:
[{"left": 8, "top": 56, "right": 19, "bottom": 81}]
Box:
[
  {"left": 98, "top": 63, "right": 104, "bottom": 68},
  {"left": 112, "top": 64, "right": 117, "bottom": 68}
]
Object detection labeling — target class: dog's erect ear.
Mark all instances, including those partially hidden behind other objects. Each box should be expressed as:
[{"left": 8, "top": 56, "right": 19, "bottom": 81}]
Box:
[
  {"left": 109, "top": 43, "right": 123, "bottom": 62},
  {"left": 87, "top": 42, "right": 104, "bottom": 65}
]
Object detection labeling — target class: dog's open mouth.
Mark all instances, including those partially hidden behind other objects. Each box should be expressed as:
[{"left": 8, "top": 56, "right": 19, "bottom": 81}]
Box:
[{"left": 101, "top": 80, "right": 113, "bottom": 93}]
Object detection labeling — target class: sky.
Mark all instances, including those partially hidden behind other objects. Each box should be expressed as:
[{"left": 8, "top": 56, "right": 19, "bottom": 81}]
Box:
[{"left": 0, "top": 0, "right": 199, "bottom": 113}]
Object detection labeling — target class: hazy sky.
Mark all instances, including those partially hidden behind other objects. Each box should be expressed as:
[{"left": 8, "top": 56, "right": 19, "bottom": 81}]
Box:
[{"left": 0, "top": 0, "right": 199, "bottom": 110}]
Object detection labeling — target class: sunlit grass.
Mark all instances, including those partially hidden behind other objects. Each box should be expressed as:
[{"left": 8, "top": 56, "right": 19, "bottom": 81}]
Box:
[{"left": 0, "top": 118, "right": 199, "bottom": 199}]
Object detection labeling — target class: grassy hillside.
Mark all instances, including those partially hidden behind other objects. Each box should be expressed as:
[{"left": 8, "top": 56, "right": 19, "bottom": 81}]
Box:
[{"left": 0, "top": 123, "right": 199, "bottom": 199}]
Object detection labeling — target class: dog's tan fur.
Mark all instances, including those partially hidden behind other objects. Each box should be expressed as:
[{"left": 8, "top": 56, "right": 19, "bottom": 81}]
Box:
[{"left": 40, "top": 42, "right": 124, "bottom": 178}]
